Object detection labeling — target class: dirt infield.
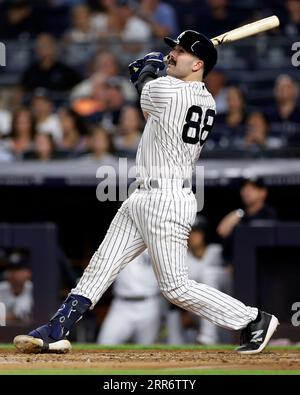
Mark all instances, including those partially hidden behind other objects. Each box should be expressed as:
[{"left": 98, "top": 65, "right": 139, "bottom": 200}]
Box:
[{"left": 0, "top": 348, "right": 300, "bottom": 373}]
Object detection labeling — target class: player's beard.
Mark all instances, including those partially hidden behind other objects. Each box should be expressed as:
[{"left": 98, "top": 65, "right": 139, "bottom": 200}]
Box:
[
  {"left": 167, "top": 64, "right": 190, "bottom": 80},
  {"left": 167, "top": 58, "right": 197, "bottom": 81},
  {"left": 166, "top": 64, "right": 176, "bottom": 77},
  {"left": 167, "top": 60, "right": 187, "bottom": 79}
]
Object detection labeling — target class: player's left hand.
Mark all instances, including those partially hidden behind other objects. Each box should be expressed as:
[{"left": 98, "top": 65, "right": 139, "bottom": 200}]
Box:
[
  {"left": 143, "top": 52, "right": 165, "bottom": 71},
  {"left": 128, "top": 58, "right": 145, "bottom": 84}
]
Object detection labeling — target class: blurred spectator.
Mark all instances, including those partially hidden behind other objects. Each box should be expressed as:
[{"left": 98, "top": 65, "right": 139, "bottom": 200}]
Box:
[
  {"left": 0, "top": 108, "right": 12, "bottom": 138},
  {"left": 64, "top": 3, "right": 99, "bottom": 43},
  {"left": 97, "top": 251, "right": 163, "bottom": 344},
  {"left": 90, "top": 50, "right": 120, "bottom": 77},
  {"left": 168, "top": 0, "right": 207, "bottom": 33},
  {"left": 217, "top": 176, "right": 277, "bottom": 265},
  {"left": 101, "top": 77, "right": 125, "bottom": 128},
  {"left": 0, "top": 143, "right": 13, "bottom": 162},
  {"left": 243, "top": 112, "right": 269, "bottom": 150},
  {"left": 48, "top": 0, "right": 84, "bottom": 5},
  {"left": 30, "top": 88, "right": 63, "bottom": 144},
  {"left": 82, "top": 126, "right": 114, "bottom": 161},
  {"left": 0, "top": 0, "right": 43, "bottom": 40},
  {"left": 263, "top": 0, "right": 285, "bottom": 16},
  {"left": 223, "top": 86, "right": 247, "bottom": 130},
  {"left": 59, "top": 107, "right": 89, "bottom": 156},
  {"left": 266, "top": 75, "right": 300, "bottom": 147},
  {"left": 0, "top": 89, "right": 12, "bottom": 137},
  {"left": 6, "top": 107, "right": 36, "bottom": 159},
  {"left": 137, "top": 0, "right": 179, "bottom": 38},
  {"left": 23, "top": 133, "right": 66, "bottom": 161},
  {"left": 282, "top": 0, "right": 300, "bottom": 37},
  {"left": 201, "top": 0, "right": 243, "bottom": 38},
  {"left": 75, "top": 76, "right": 125, "bottom": 128},
  {"left": 21, "top": 33, "right": 82, "bottom": 94},
  {"left": 114, "top": 105, "right": 142, "bottom": 158},
  {"left": 0, "top": 251, "right": 33, "bottom": 324},
  {"left": 216, "top": 86, "right": 247, "bottom": 147},
  {"left": 205, "top": 68, "right": 228, "bottom": 114},
  {"left": 242, "top": 111, "right": 282, "bottom": 152},
  {"left": 92, "top": 0, "right": 151, "bottom": 44},
  {"left": 71, "top": 50, "right": 137, "bottom": 102},
  {"left": 72, "top": 73, "right": 108, "bottom": 122}
]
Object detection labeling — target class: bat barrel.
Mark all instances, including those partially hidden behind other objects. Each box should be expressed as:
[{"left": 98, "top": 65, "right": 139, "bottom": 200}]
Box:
[
  {"left": 211, "top": 15, "right": 280, "bottom": 46},
  {"left": 161, "top": 16, "right": 279, "bottom": 62}
]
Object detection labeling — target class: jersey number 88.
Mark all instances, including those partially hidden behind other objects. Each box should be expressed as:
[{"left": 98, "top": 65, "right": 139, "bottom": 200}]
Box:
[{"left": 182, "top": 105, "right": 215, "bottom": 146}]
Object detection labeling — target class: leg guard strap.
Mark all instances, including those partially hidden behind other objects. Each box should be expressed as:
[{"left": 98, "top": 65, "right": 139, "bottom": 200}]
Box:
[{"left": 49, "top": 294, "right": 92, "bottom": 340}]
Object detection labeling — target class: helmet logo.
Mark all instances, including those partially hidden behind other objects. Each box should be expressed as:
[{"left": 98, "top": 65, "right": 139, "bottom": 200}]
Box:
[{"left": 191, "top": 41, "right": 200, "bottom": 53}]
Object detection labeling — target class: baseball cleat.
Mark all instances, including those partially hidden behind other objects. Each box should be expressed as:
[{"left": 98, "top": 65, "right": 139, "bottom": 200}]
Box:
[
  {"left": 13, "top": 295, "right": 91, "bottom": 354},
  {"left": 14, "top": 335, "right": 71, "bottom": 354},
  {"left": 236, "top": 311, "right": 279, "bottom": 354}
]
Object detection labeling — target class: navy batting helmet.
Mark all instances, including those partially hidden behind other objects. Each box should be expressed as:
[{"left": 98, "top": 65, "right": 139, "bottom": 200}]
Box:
[{"left": 164, "top": 30, "right": 218, "bottom": 77}]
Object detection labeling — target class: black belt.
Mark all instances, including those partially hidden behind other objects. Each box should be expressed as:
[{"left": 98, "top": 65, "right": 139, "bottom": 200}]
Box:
[
  {"left": 136, "top": 179, "right": 191, "bottom": 190},
  {"left": 117, "top": 295, "right": 157, "bottom": 302}
]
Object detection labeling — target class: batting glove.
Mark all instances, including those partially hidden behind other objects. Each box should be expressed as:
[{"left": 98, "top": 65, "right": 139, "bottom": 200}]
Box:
[
  {"left": 128, "top": 58, "right": 145, "bottom": 84},
  {"left": 143, "top": 52, "right": 165, "bottom": 71}
]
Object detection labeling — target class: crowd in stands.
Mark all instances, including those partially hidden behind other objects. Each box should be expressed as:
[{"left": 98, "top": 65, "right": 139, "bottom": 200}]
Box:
[{"left": 0, "top": 0, "right": 299, "bottom": 162}]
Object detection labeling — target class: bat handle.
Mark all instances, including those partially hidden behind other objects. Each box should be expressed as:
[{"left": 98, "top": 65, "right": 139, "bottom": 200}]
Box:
[{"left": 163, "top": 55, "right": 169, "bottom": 63}]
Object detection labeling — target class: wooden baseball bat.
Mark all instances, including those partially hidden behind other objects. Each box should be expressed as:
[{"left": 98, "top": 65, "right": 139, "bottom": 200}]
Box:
[
  {"left": 211, "top": 15, "right": 279, "bottom": 46},
  {"left": 163, "top": 15, "right": 280, "bottom": 62}
]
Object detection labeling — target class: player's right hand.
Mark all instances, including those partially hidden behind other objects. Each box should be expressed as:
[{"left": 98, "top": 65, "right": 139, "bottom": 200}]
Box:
[
  {"left": 128, "top": 58, "right": 145, "bottom": 84},
  {"left": 143, "top": 52, "right": 165, "bottom": 71}
]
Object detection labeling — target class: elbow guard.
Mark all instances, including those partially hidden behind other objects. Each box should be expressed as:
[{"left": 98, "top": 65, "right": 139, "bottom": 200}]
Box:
[{"left": 134, "top": 63, "right": 160, "bottom": 95}]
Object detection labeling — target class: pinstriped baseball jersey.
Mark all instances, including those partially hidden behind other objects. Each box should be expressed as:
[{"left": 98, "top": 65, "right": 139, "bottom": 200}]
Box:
[
  {"left": 137, "top": 76, "right": 216, "bottom": 180},
  {"left": 73, "top": 73, "right": 258, "bottom": 333}
]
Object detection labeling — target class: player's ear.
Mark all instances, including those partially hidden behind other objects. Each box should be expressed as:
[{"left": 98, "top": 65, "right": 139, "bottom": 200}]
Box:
[{"left": 192, "top": 59, "right": 203, "bottom": 72}]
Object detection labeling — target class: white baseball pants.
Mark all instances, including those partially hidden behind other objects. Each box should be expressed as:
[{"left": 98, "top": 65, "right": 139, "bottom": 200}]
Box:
[{"left": 73, "top": 188, "right": 258, "bottom": 330}]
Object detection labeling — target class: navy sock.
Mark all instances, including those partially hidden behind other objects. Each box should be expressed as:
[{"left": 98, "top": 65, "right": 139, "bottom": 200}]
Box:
[{"left": 49, "top": 294, "right": 92, "bottom": 340}]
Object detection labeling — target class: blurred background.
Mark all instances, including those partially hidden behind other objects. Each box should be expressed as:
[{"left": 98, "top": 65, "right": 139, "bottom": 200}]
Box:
[{"left": 0, "top": 0, "right": 300, "bottom": 345}]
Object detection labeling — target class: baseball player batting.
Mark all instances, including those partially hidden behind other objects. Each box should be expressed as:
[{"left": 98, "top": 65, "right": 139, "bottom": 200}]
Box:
[{"left": 14, "top": 30, "right": 278, "bottom": 355}]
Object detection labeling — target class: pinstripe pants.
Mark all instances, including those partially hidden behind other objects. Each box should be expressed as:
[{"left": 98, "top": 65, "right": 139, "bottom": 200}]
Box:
[{"left": 73, "top": 188, "right": 258, "bottom": 330}]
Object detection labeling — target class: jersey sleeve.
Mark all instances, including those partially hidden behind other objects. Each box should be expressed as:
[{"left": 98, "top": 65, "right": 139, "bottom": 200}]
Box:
[
  {"left": 140, "top": 76, "right": 175, "bottom": 118},
  {"left": 140, "top": 81, "right": 154, "bottom": 116}
]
